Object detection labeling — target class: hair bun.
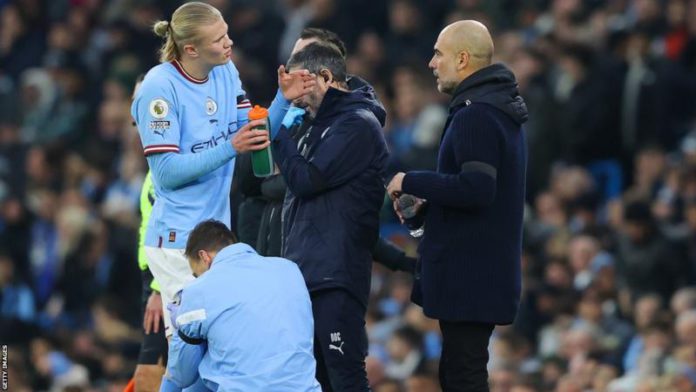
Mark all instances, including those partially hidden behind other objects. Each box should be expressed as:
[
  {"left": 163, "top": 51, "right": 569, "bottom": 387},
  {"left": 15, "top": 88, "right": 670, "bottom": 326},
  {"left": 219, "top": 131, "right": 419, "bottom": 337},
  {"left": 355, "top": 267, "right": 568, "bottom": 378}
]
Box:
[{"left": 153, "top": 20, "right": 170, "bottom": 38}]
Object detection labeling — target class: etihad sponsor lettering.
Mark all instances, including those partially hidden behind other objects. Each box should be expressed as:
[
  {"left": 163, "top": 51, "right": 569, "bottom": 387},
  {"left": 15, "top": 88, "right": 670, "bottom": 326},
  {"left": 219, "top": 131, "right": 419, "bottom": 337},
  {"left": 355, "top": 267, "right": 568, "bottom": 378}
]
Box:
[{"left": 190, "top": 122, "right": 237, "bottom": 153}]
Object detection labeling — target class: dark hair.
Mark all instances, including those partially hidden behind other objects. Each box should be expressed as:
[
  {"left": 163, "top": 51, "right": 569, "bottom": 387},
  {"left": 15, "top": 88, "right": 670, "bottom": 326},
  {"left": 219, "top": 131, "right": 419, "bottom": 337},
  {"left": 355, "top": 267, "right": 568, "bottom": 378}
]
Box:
[
  {"left": 184, "top": 220, "right": 237, "bottom": 260},
  {"left": 560, "top": 43, "right": 595, "bottom": 70},
  {"left": 287, "top": 42, "right": 347, "bottom": 83},
  {"left": 623, "top": 200, "right": 654, "bottom": 225},
  {"left": 299, "top": 27, "right": 347, "bottom": 58},
  {"left": 392, "top": 326, "right": 423, "bottom": 349}
]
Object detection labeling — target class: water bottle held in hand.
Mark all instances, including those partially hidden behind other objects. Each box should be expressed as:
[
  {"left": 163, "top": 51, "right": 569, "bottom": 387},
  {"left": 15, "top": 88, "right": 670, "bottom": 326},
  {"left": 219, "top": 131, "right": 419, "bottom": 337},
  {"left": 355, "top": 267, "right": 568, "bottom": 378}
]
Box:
[
  {"left": 398, "top": 194, "right": 418, "bottom": 219},
  {"left": 398, "top": 194, "right": 424, "bottom": 238},
  {"left": 248, "top": 105, "right": 274, "bottom": 177}
]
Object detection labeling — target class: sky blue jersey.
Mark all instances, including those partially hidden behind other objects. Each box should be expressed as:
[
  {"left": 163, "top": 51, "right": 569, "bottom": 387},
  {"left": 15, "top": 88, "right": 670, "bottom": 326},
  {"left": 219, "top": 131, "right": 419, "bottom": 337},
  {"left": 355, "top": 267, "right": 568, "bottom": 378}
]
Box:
[
  {"left": 167, "top": 243, "right": 321, "bottom": 392},
  {"left": 132, "top": 60, "right": 250, "bottom": 249}
]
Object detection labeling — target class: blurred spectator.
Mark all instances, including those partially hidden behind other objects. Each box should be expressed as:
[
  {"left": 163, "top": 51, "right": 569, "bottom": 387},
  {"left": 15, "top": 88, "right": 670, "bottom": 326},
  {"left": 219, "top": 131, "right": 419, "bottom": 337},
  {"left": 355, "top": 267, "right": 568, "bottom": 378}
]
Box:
[
  {"left": 18, "top": 68, "right": 59, "bottom": 143},
  {"left": 555, "top": 43, "right": 621, "bottom": 166},
  {"left": 383, "top": 0, "right": 435, "bottom": 69},
  {"left": 510, "top": 46, "right": 557, "bottom": 200},
  {"left": 672, "top": 287, "right": 696, "bottom": 315},
  {"left": 27, "top": 187, "right": 61, "bottom": 308},
  {"left": 31, "top": 337, "right": 90, "bottom": 392},
  {"left": 374, "top": 378, "right": 404, "bottom": 392},
  {"left": 404, "top": 373, "right": 439, "bottom": 392},
  {"left": 0, "top": 252, "right": 35, "bottom": 343},
  {"left": 624, "top": 146, "right": 667, "bottom": 202},
  {"left": 384, "top": 326, "right": 424, "bottom": 380},
  {"left": 489, "top": 362, "right": 517, "bottom": 392},
  {"left": 59, "top": 220, "right": 114, "bottom": 327},
  {"left": 278, "top": 0, "right": 314, "bottom": 61},
  {"left": 0, "top": 2, "right": 45, "bottom": 82},
  {"left": 623, "top": 293, "right": 664, "bottom": 372},
  {"left": 616, "top": 200, "right": 688, "bottom": 303},
  {"left": 0, "top": 195, "right": 31, "bottom": 280},
  {"left": 226, "top": 1, "right": 285, "bottom": 102},
  {"left": 567, "top": 234, "right": 600, "bottom": 290},
  {"left": 384, "top": 65, "right": 443, "bottom": 175}
]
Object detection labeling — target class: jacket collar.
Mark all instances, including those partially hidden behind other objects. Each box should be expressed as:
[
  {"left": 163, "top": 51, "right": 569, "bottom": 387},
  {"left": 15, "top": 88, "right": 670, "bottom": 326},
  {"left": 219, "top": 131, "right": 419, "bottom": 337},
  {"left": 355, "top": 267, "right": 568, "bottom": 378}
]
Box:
[
  {"left": 313, "top": 86, "right": 351, "bottom": 123},
  {"left": 447, "top": 63, "right": 528, "bottom": 125},
  {"left": 213, "top": 243, "right": 257, "bottom": 265}
]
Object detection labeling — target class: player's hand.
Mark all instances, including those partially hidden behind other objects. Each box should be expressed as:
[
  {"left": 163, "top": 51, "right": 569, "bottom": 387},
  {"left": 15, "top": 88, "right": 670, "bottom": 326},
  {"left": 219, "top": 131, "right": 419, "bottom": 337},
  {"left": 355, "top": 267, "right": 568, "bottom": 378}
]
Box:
[
  {"left": 392, "top": 198, "right": 404, "bottom": 223},
  {"left": 387, "top": 172, "right": 406, "bottom": 200},
  {"left": 232, "top": 119, "right": 270, "bottom": 153},
  {"left": 278, "top": 65, "right": 317, "bottom": 101},
  {"left": 167, "top": 290, "right": 183, "bottom": 330},
  {"left": 143, "top": 291, "right": 163, "bottom": 335}
]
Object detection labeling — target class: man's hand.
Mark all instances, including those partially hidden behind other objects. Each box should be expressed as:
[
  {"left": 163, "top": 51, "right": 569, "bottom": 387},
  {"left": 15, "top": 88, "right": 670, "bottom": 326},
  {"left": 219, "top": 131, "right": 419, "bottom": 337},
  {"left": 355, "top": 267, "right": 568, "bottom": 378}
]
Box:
[
  {"left": 143, "top": 291, "right": 163, "bottom": 335},
  {"left": 387, "top": 172, "right": 406, "bottom": 200},
  {"left": 282, "top": 107, "right": 306, "bottom": 129},
  {"left": 232, "top": 119, "right": 270, "bottom": 153},
  {"left": 392, "top": 194, "right": 425, "bottom": 223},
  {"left": 167, "top": 293, "right": 182, "bottom": 331},
  {"left": 278, "top": 65, "right": 316, "bottom": 101}
]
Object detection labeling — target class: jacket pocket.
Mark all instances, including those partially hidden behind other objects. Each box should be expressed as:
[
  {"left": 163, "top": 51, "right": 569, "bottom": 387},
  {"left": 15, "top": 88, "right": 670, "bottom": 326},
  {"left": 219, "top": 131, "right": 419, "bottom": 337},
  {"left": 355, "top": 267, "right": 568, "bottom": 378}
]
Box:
[{"left": 285, "top": 219, "right": 325, "bottom": 260}]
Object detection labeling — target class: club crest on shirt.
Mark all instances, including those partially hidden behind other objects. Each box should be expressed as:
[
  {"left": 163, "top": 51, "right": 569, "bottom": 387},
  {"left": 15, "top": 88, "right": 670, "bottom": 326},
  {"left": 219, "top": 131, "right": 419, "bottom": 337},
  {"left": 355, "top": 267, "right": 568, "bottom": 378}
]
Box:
[
  {"left": 206, "top": 97, "right": 218, "bottom": 115},
  {"left": 149, "top": 98, "right": 169, "bottom": 119}
]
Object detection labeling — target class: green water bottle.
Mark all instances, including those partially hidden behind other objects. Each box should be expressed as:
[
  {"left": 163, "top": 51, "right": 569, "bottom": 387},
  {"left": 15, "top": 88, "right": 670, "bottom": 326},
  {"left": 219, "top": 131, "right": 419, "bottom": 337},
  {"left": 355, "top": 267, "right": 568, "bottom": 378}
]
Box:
[{"left": 248, "top": 105, "right": 274, "bottom": 177}]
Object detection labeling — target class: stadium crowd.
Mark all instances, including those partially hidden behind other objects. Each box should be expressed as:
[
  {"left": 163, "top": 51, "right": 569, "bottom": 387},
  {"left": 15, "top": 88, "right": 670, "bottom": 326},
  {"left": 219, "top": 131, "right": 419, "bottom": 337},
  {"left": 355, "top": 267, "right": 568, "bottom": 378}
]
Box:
[{"left": 1, "top": 0, "right": 696, "bottom": 391}]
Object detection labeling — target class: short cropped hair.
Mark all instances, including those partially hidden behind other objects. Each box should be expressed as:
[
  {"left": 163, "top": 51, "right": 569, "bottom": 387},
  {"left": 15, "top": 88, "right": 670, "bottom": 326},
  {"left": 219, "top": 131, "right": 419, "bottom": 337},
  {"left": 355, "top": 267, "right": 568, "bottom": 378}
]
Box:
[
  {"left": 184, "top": 220, "right": 237, "bottom": 260},
  {"left": 299, "top": 28, "right": 347, "bottom": 58},
  {"left": 287, "top": 42, "right": 347, "bottom": 83}
]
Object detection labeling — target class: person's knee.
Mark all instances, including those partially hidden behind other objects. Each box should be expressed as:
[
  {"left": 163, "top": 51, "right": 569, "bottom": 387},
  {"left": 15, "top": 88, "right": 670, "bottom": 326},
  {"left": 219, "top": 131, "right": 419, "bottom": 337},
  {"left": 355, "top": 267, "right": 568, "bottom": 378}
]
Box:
[{"left": 134, "top": 364, "right": 165, "bottom": 392}]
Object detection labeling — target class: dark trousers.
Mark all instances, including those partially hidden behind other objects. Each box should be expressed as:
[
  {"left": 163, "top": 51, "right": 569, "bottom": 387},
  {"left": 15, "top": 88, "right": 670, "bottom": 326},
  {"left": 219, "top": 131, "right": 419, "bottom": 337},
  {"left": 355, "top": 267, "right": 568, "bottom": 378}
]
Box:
[
  {"left": 311, "top": 289, "right": 370, "bottom": 392},
  {"left": 439, "top": 320, "right": 495, "bottom": 392}
]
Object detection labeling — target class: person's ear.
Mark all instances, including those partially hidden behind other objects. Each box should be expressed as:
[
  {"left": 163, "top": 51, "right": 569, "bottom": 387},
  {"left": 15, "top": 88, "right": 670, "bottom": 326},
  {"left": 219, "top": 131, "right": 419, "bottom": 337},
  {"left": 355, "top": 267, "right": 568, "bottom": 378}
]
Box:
[
  {"left": 320, "top": 69, "right": 332, "bottom": 84},
  {"left": 197, "top": 249, "right": 208, "bottom": 264},
  {"left": 183, "top": 43, "right": 198, "bottom": 58},
  {"left": 457, "top": 50, "right": 470, "bottom": 71}
]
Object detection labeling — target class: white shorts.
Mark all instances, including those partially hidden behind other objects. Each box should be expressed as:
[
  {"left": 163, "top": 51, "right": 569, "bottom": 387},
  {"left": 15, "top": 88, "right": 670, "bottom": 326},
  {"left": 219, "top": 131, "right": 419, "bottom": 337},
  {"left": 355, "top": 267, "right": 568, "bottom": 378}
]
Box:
[{"left": 144, "top": 246, "right": 194, "bottom": 337}]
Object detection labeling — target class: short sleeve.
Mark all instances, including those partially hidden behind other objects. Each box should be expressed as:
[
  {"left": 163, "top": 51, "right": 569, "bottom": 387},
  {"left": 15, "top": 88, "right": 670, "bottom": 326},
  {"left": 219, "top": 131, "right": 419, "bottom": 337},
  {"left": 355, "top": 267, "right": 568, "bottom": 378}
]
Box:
[{"left": 132, "top": 77, "right": 182, "bottom": 156}]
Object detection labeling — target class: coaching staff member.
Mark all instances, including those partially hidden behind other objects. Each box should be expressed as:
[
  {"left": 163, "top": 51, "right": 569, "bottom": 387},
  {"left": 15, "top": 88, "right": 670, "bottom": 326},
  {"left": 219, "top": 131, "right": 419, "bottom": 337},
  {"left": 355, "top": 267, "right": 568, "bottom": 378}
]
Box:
[
  {"left": 387, "top": 20, "right": 528, "bottom": 391},
  {"left": 272, "top": 42, "right": 388, "bottom": 391}
]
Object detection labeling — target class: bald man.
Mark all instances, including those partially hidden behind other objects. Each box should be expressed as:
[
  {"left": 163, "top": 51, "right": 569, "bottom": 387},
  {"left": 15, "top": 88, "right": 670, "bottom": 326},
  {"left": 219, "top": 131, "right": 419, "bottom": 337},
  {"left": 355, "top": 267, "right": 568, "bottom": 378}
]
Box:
[{"left": 387, "top": 20, "right": 528, "bottom": 391}]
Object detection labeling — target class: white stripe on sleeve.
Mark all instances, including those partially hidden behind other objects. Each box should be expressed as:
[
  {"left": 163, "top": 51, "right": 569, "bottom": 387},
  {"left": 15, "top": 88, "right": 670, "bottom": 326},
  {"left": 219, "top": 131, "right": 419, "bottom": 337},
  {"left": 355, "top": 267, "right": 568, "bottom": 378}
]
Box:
[{"left": 176, "top": 309, "right": 207, "bottom": 326}]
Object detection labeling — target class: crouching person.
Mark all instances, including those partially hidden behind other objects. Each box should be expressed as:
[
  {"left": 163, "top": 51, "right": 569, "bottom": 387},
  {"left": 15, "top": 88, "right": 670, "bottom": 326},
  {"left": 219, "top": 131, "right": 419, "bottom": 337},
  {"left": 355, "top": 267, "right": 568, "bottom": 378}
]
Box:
[{"left": 161, "top": 220, "right": 321, "bottom": 391}]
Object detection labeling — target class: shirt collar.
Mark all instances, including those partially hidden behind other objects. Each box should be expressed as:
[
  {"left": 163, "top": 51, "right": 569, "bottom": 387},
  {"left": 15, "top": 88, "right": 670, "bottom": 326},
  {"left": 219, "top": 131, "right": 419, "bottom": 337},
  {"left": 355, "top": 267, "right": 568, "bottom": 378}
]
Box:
[{"left": 171, "top": 60, "right": 209, "bottom": 84}]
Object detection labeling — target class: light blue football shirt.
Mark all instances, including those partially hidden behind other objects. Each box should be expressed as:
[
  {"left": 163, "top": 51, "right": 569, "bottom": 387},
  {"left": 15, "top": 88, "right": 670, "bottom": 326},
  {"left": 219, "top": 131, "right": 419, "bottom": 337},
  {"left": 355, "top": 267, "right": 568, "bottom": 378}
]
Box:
[{"left": 132, "top": 60, "right": 251, "bottom": 249}]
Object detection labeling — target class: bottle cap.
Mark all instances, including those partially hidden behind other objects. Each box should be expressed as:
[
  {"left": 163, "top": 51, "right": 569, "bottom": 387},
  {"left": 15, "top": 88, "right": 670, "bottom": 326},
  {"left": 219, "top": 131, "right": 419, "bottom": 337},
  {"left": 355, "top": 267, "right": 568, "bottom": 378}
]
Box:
[
  {"left": 248, "top": 105, "right": 268, "bottom": 120},
  {"left": 398, "top": 194, "right": 416, "bottom": 209}
]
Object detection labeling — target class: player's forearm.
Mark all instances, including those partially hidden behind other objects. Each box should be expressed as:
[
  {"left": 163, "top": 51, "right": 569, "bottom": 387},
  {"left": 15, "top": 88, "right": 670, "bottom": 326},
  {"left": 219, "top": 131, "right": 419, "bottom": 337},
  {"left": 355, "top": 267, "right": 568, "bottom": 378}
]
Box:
[
  {"left": 268, "top": 89, "right": 291, "bottom": 140},
  {"left": 147, "top": 143, "right": 236, "bottom": 190}
]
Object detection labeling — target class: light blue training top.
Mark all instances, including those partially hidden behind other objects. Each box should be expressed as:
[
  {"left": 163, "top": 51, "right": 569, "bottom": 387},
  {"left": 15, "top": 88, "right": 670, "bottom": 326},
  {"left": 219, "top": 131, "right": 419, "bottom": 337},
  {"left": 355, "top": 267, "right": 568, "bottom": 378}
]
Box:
[{"left": 166, "top": 243, "right": 321, "bottom": 392}]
